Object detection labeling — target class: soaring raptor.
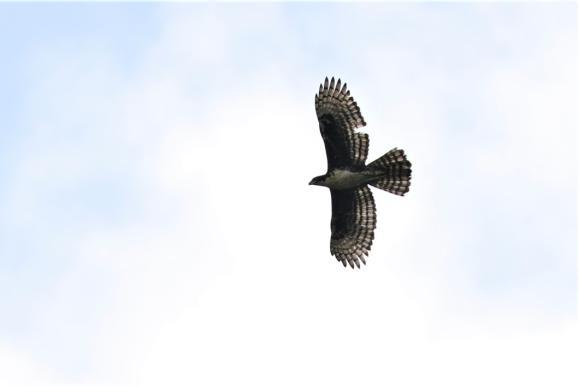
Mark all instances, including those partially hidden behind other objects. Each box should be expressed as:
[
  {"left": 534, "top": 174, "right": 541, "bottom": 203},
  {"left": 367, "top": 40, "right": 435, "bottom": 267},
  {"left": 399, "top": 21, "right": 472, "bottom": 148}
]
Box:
[{"left": 309, "top": 77, "right": 412, "bottom": 268}]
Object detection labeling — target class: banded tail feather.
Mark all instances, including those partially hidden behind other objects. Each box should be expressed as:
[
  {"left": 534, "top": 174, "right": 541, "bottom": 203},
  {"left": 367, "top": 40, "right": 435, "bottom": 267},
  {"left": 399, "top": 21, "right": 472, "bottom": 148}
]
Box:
[{"left": 367, "top": 148, "right": 412, "bottom": 196}]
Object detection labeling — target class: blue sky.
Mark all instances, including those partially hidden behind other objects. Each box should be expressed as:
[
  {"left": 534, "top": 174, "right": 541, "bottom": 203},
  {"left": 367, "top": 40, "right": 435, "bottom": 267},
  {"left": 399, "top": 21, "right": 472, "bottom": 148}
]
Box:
[{"left": 0, "top": 3, "right": 577, "bottom": 385}]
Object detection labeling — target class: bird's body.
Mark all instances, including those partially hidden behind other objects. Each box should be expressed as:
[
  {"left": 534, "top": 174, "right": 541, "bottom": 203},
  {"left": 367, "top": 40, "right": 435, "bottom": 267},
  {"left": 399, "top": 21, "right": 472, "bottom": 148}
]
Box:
[
  {"left": 318, "top": 168, "right": 379, "bottom": 190},
  {"left": 309, "top": 77, "right": 412, "bottom": 268}
]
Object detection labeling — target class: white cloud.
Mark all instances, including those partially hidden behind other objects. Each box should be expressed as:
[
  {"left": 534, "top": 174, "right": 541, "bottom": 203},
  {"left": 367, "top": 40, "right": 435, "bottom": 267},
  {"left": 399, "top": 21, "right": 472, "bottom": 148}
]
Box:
[
  {"left": 0, "top": 343, "right": 55, "bottom": 385},
  {"left": 1, "top": 3, "right": 576, "bottom": 385}
]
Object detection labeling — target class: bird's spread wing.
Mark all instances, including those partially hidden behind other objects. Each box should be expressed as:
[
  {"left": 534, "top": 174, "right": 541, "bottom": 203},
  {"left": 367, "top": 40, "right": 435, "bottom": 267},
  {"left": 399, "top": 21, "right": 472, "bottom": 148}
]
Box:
[
  {"left": 330, "top": 186, "right": 376, "bottom": 268},
  {"left": 315, "top": 77, "right": 368, "bottom": 169}
]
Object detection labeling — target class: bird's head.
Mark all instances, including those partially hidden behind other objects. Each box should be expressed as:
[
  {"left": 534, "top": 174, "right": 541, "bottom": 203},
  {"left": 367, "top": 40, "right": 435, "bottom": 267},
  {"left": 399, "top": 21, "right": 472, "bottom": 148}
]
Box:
[{"left": 309, "top": 175, "right": 326, "bottom": 186}]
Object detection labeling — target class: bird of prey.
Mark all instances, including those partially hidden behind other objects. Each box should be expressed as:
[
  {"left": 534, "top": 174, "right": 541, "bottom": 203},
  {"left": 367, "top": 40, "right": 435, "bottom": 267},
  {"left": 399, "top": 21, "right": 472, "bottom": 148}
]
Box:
[{"left": 309, "top": 77, "right": 412, "bottom": 268}]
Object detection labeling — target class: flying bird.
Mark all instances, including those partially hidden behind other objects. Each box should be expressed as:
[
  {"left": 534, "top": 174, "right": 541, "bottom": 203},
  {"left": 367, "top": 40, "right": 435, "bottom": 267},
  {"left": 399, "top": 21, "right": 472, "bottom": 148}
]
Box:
[{"left": 309, "top": 77, "right": 412, "bottom": 268}]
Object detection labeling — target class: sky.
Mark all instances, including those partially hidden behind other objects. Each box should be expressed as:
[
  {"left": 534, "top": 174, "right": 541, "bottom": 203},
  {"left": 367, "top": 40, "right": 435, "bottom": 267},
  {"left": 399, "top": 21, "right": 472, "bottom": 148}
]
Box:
[{"left": 0, "top": 2, "right": 577, "bottom": 385}]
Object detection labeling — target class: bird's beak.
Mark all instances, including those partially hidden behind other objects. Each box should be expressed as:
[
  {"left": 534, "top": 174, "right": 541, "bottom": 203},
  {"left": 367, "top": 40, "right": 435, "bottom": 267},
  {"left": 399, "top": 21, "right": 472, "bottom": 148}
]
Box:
[{"left": 308, "top": 180, "right": 313, "bottom": 185}]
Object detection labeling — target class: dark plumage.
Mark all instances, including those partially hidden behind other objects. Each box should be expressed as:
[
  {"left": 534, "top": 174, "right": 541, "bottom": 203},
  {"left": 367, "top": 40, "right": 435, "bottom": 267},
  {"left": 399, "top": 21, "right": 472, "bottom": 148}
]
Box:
[{"left": 309, "top": 77, "right": 412, "bottom": 268}]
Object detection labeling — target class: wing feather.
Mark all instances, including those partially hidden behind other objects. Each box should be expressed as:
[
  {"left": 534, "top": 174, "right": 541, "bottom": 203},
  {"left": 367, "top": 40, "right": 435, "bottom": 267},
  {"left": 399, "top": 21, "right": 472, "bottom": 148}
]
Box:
[
  {"left": 315, "top": 77, "right": 368, "bottom": 169},
  {"left": 329, "top": 186, "right": 376, "bottom": 268}
]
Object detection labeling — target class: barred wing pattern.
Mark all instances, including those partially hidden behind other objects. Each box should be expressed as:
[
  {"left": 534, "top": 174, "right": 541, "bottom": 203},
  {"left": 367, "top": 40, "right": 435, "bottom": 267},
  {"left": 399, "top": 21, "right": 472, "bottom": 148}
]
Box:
[
  {"left": 315, "top": 77, "right": 368, "bottom": 169},
  {"left": 330, "top": 186, "right": 377, "bottom": 268}
]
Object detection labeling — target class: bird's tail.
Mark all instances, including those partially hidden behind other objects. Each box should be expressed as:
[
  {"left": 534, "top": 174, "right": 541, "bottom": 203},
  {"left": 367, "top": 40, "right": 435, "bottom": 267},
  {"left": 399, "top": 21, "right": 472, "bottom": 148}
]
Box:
[{"left": 366, "top": 148, "right": 412, "bottom": 196}]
